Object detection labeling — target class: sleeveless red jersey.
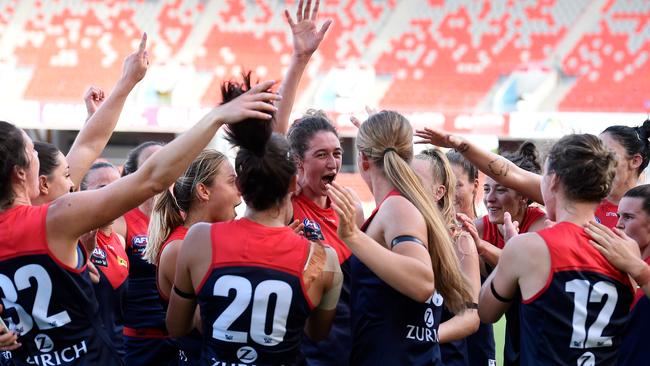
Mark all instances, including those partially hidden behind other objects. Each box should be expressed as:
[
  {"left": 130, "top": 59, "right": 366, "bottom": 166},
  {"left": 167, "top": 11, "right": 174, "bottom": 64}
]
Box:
[
  {"left": 519, "top": 222, "right": 633, "bottom": 365},
  {"left": 0, "top": 205, "right": 122, "bottom": 365},
  {"left": 292, "top": 193, "right": 351, "bottom": 264},
  {"left": 91, "top": 230, "right": 129, "bottom": 356},
  {"left": 156, "top": 226, "right": 189, "bottom": 301},
  {"left": 196, "top": 218, "right": 313, "bottom": 365},
  {"left": 292, "top": 192, "right": 354, "bottom": 364},
  {"left": 594, "top": 199, "right": 618, "bottom": 229},
  {"left": 482, "top": 206, "right": 546, "bottom": 249},
  {"left": 122, "top": 207, "right": 167, "bottom": 334}
]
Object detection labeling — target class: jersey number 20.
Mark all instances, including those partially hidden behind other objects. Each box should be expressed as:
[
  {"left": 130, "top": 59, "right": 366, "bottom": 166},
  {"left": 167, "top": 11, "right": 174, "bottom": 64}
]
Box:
[
  {"left": 212, "top": 275, "right": 292, "bottom": 346},
  {"left": 565, "top": 279, "right": 618, "bottom": 349}
]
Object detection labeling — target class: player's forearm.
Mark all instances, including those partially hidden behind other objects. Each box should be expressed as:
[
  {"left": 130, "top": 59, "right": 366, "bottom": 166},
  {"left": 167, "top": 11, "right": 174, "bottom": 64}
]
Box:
[{"left": 275, "top": 54, "right": 311, "bottom": 134}]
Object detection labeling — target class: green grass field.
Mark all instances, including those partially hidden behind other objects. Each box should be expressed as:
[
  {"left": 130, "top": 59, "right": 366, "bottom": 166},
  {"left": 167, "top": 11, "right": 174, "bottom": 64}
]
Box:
[{"left": 494, "top": 317, "right": 506, "bottom": 366}]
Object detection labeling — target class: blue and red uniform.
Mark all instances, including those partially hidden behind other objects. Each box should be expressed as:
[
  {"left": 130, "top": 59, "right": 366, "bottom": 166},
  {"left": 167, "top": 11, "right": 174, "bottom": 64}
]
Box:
[
  {"left": 122, "top": 208, "right": 176, "bottom": 366},
  {"left": 157, "top": 226, "right": 202, "bottom": 365},
  {"left": 0, "top": 205, "right": 122, "bottom": 365},
  {"left": 90, "top": 230, "right": 129, "bottom": 358},
  {"left": 197, "top": 218, "right": 314, "bottom": 365},
  {"left": 350, "top": 190, "right": 443, "bottom": 366},
  {"left": 617, "top": 257, "right": 650, "bottom": 366},
  {"left": 482, "top": 205, "right": 545, "bottom": 366},
  {"left": 292, "top": 193, "right": 352, "bottom": 366},
  {"left": 520, "top": 222, "right": 633, "bottom": 365},
  {"left": 595, "top": 199, "right": 619, "bottom": 228}
]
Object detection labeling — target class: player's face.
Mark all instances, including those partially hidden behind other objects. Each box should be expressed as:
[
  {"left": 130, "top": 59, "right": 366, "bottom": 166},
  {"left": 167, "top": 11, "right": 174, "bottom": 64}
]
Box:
[
  {"left": 411, "top": 158, "right": 444, "bottom": 204},
  {"left": 43, "top": 152, "right": 74, "bottom": 200},
  {"left": 297, "top": 131, "right": 342, "bottom": 198},
  {"left": 206, "top": 161, "right": 241, "bottom": 222},
  {"left": 451, "top": 163, "right": 477, "bottom": 217},
  {"left": 137, "top": 144, "right": 163, "bottom": 169},
  {"left": 600, "top": 132, "right": 634, "bottom": 195},
  {"left": 22, "top": 131, "right": 41, "bottom": 200},
  {"left": 84, "top": 167, "right": 120, "bottom": 190},
  {"left": 616, "top": 197, "right": 650, "bottom": 252},
  {"left": 483, "top": 177, "right": 526, "bottom": 224}
]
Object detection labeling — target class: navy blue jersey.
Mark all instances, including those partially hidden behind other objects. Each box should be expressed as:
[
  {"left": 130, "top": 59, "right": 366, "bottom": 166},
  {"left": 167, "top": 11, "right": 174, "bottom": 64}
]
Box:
[
  {"left": 350, "top": 190, "right": 443, "bottom": 366},
  {"left": 90, "top": 231, "right": 129, "bottom": 357},
  {"left": 465, "top": 274, "right": 496, "bottom": 366},
  {"left": 292, "top": 194, "right": 352, "bottom": 366},
  {"left": 197, "top": 219, "right": 314, "bottom": 365},
  {"left": 122, "top": 208, "right": 167, "bottom": 332},
  {"left": 439, "top": 307, "right": 469, "bottom": 366},
  {"left": 157, "top": 226, "right": 201, "bottom": 366},
  {"left": 617, "top": 258, "right": 650, "bottom": 366},
  {"left": 0, "top": 205, "right": 122, "bottom": 365},
  {"left": 520, "top": 222, "right": 633, "bottom": 366}
]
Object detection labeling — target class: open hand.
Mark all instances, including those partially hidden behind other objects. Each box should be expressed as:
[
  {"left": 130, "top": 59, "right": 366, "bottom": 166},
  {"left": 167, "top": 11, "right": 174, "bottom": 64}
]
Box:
[
  {"left": 284, "top": 0, "right": 332, "bottom": 58},
  {"left": 213, "top": 80, "right": 281, "bottom": 123},
  {"left": 414, "top": 128, "right": 465, "bottom": 150},
  {"left": 585, "top": 221, "right": 642, "bottom": 274},
  {"left": 326, "top": 182, "right": 360, "bottom": 244}
]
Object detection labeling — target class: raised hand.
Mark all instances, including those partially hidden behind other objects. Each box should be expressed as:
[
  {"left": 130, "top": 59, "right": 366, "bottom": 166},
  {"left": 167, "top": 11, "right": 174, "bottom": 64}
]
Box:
[
  {"left": 326, "top": 182, "right": 360, "bottom": 243},
  {"left": 457, "top": 213, "right": 481, "bottom": 250},
  {"left": 350, "top": 106, "right": 378, "bottom": 128},
  {"left": 121, "top": 33, "right": 149, "bottom": 87},
  {"left": 503, "top": 212, "right": 520, "bottom": 244},
  {"left": 289, "top": 219, "right": 305, "bottom": 236},
  {"left": 83, "top": 86, "right": 105, "bottom": 116},
  {"left": 284, "top": 0, "right": 332, "bottom": 58},
  {"left": 585, "top": 221, "right": 642, "bottom": 274},
  {"left": 213, "top": 80, "right": 281, "bottom": 124},
  {"left": 414, "top": 128, "right": 465, "bottom": 151}
]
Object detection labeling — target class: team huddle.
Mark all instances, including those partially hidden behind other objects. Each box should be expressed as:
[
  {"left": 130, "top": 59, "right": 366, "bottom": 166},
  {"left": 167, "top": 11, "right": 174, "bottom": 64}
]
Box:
[{"left": 1, "top": 1, "right": 650, "bottom": 366}]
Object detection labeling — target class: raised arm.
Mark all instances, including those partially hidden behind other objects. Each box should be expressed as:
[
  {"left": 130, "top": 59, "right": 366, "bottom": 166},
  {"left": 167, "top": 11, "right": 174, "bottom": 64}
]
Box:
[
  {"left": 66, "top": 33, "right": 149, "bottom": 189},
  {"left": 327, "top": 182, "right": 435, "bottom": 302},
  {"left": 48, "top": 81, "right": 280, "bottom": 245},
  {"left": 415, "top": 128, "right": 544, "bottom": 204},
  {"left": 275, "top": 0, "right": 332, "bottom": 134}
]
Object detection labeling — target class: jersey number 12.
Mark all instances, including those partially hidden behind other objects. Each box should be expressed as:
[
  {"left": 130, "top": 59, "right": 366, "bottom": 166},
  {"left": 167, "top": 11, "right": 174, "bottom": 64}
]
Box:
[{"left": 565, "top": 279, "right": 617, "bottom": 349}]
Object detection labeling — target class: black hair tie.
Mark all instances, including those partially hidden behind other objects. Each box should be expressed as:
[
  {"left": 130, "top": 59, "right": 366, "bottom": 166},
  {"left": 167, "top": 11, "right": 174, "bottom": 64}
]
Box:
[{"left": 383, "top": 147, "right": 396, "bottom": 155}]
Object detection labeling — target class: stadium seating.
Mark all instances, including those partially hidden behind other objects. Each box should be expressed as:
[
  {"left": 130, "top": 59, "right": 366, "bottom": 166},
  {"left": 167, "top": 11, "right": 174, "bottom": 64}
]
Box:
[{"left": 2, "top": 0, "right": 648, "bottom": 113}]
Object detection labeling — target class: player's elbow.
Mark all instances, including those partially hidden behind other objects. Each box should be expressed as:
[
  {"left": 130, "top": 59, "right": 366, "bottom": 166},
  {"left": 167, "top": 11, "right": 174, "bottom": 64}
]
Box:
[{"left": 409, "top": 280, "right": 436, "bottom": 303}]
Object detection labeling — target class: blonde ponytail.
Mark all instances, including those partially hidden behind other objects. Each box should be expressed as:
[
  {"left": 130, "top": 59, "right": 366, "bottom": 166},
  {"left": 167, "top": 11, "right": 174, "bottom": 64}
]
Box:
[
  {"left": 144, "top": 149, "right": 228, "bottom": 265},
  {"left": 359, "top": 111, "right": 472, "bottom": 313},
  {"left": 144, "top": 190, "right": 183, "bottom": 264},
  {"left": 415, "top": 149, "right": 457, "bottom": 232}
]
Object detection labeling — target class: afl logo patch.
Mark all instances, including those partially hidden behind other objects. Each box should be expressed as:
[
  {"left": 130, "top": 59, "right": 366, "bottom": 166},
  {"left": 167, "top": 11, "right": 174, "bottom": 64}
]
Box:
[
  {"left": 236, "top": 346, "right": 257, "bottom": 364},
  {"left": 34, "top": 334, "right": 54, "bottom": 353},
  {"left": 92, "top": 247, "right": 106, "bottom": 259},
  {"left": 91, "top": 248, "right": 108, "bottom": 267},
  {"left": 132, "top": 235, "right": 148, "bottom": 254}
]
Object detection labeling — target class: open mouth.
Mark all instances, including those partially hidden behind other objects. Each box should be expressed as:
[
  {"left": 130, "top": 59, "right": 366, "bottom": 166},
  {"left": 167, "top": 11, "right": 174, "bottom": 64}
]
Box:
[{"left": 321, "top": 174, "right": 336, "bottom": 186}]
